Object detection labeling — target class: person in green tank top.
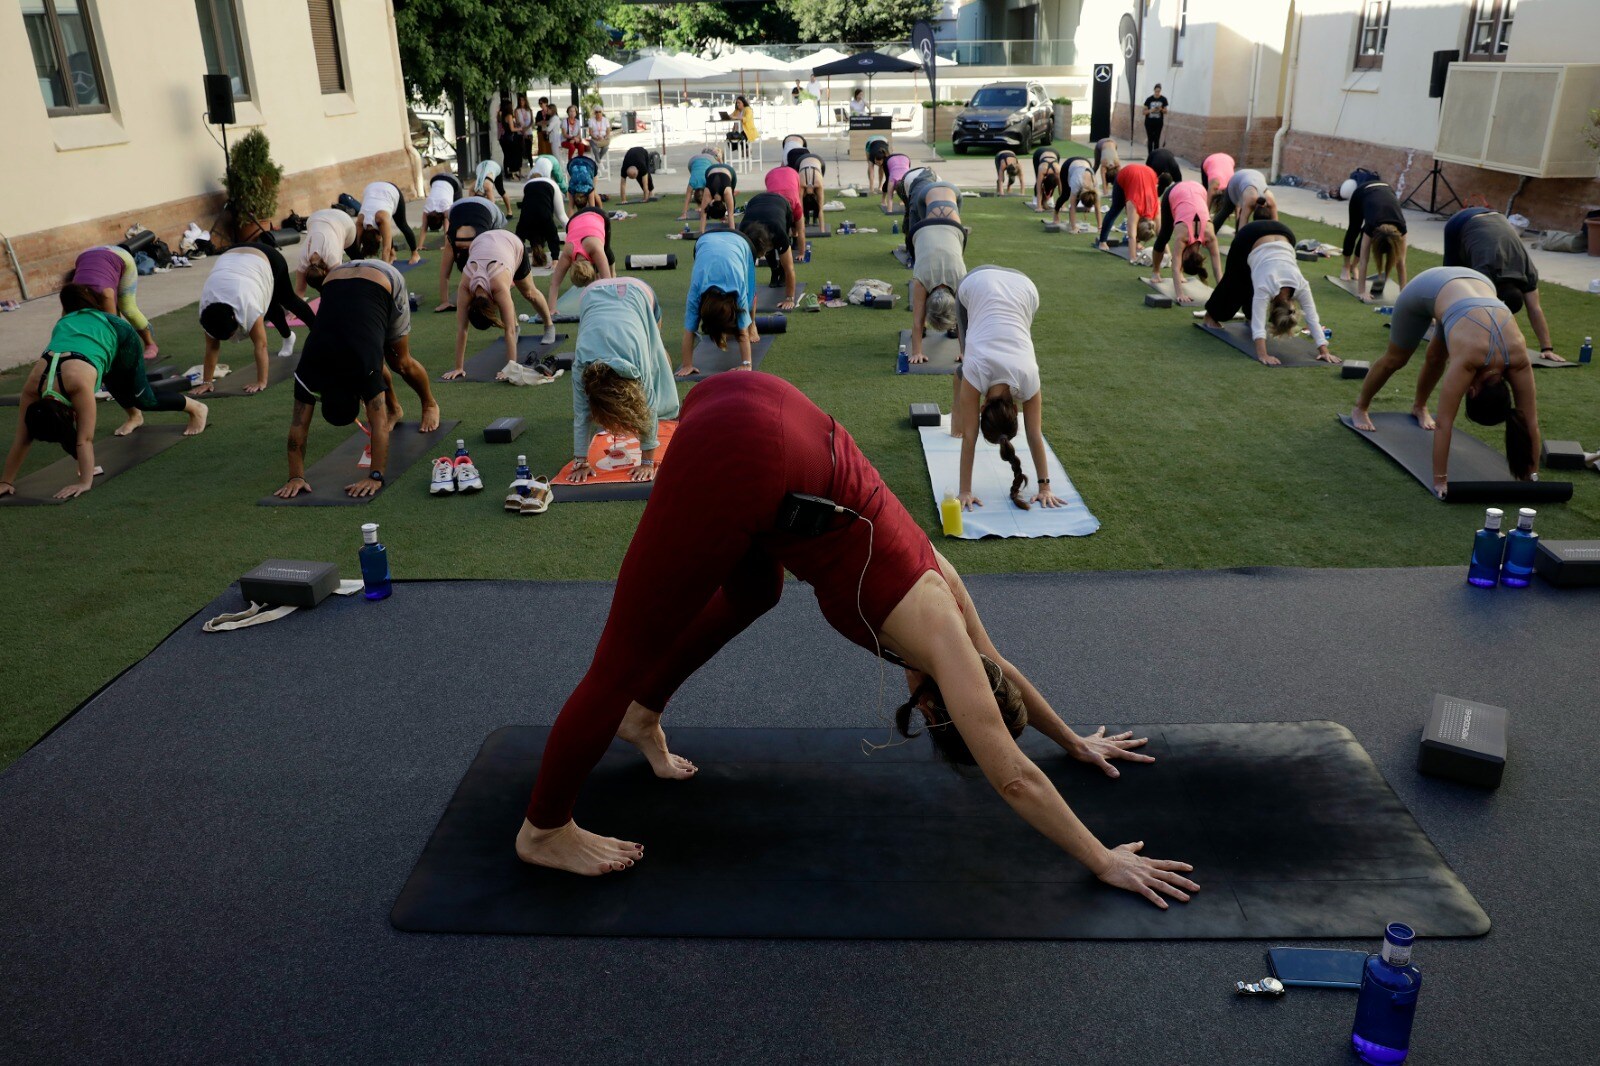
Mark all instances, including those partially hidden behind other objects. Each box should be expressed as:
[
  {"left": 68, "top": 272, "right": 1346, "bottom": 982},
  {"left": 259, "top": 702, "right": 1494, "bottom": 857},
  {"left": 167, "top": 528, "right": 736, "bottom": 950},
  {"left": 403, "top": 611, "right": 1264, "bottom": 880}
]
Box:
[{"left": 0, "top": 292, "right": 208, "bottom": 501}]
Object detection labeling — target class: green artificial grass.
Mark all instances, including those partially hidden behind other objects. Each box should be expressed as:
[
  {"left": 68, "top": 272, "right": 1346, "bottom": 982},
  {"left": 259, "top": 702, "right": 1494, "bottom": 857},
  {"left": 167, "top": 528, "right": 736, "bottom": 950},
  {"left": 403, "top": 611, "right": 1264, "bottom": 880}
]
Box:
[{"left": 2, "top": 193, "right": 1598, "bottom": 767}]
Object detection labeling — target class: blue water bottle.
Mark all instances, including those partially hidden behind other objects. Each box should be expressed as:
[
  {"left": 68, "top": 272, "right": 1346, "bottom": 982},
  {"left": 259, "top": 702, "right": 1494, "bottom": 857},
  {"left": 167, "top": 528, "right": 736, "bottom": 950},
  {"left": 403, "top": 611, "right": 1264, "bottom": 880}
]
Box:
[
  {"left": 515, "top": 454, "right": 532, "bottom": 498},
  {"left": 896, "top": 343, "right": 909, "bottom": 374},
  {"left": 358, "top": 522, "right": 392, "bottom": 601},
  {"left": 1467, "top": 507, "right": 1506, "bottom": 588},
  {"left": 892, "top": 221, "right": 900, "bottom": 235},
  {"left": 864, "top": 292, "right": 876, "bottom": 307},
  {"left": 454, "top": 438, "right": 469, "bottom": 460},
  {"left": 1580, "top": 336, "right": 1592, "bottom": 364},
  {"left": 1501, "top": 507, "right": 1538, "bottom": 587},
  {"left": 1351, "top": 922, "right": 1422, "bottom": 1064}
]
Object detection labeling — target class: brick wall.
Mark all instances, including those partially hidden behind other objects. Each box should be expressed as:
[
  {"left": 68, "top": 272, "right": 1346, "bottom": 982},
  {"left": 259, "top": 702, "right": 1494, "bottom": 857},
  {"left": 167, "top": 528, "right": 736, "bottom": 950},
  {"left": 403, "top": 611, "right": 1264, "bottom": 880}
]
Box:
[
  {"left": 1279, "top": 129, "right": 1600, "bottom": 234},
  {"left": 1111, "top": 109, "right": 1282, "bottom": 168},
  {"left": 0, "top": 149, "right": 412, "bottom": 304}
]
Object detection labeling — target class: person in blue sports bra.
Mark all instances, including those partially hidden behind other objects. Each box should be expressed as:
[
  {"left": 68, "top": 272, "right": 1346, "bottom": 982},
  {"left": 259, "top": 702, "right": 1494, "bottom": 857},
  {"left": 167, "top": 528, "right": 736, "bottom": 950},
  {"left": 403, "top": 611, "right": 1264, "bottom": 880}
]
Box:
[{"left": 1350, "top": 267, "right": 1541, "bottom": 498}]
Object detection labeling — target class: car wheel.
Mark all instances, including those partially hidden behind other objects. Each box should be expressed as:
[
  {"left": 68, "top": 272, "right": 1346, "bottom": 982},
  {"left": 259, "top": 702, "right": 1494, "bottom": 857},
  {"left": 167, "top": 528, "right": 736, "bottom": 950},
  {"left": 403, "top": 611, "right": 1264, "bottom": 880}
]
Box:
[
  {"left": 1043, "top": 120, "right": 1055, "bottom": 145},
  {"left": 954, "top": 144, "right": 967, "bottom": 155}
]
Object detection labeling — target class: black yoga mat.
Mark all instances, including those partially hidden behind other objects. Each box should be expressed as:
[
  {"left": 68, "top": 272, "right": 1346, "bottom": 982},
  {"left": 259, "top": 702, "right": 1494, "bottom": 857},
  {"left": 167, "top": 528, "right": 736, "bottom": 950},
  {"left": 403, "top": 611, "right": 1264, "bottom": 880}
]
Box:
[
  {"left": 754, "top": 283, "right": 805, "bottom": 313},
  {"left": 805, "top": 224, "right": 832, "bottom": 239},
  {"left": 191, "top": 352, "right": 299, "bottom": 398},
  {"left": 1324, "top": 273, "right": 1399, "bottom": 307},
  {"left": 1392, "top": 323, "right": 1577, "bottom": 369},
  {"left": 879, "top": 203, "right": 897, "bottom": 215},
  {"left": 1338, "top": 412, "right": 1573, "bottom": 504},
  {"left": 896, "top": 328, "right": 960, "bottom": 375},
  {"left": 1100, "top": 240, "right": 1136, "bottom": 262},
  {"left": 891, "top": 247, "right": 913, "bottom": 268},
  {"left": 684, "top": 334, "right": 773, "bottom": 376},
  {"left": 394, "top": 258, "right": 428, "bottom": 274},
  {"left": 455, "top": 334, "right": 570, "bottom": 382},
  {"left": 392, "top": 720, "right": 1490, "bottom": 939},
  {"left": 257, "top": 419, "right": 461, "bottom": 506},
  {"left": 0, "top": 423, "right": 191, "bottom": 506},
  {"left": 1193, "top": 320, "right": 1328, "bottom": 368}
]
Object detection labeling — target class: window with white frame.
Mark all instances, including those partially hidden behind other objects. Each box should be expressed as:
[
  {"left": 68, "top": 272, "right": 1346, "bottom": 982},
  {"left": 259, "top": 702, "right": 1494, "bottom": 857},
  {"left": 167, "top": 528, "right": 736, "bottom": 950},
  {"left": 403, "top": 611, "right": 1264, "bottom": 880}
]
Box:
[
  {"left": 22, "top": 0, "right": 109, "bottom": 115},
  {"left": 196, "top": 0, "right": 250, "bottom": 99},
  {"left": 1354, "top": 1, "right": 1390, "bottom": 70},
  {"left": 1171, "top": 0, "right": 1188, "bottom": 66},
  {"left": 1465, "top": 0, "right": 1516, "bottom": 61}
]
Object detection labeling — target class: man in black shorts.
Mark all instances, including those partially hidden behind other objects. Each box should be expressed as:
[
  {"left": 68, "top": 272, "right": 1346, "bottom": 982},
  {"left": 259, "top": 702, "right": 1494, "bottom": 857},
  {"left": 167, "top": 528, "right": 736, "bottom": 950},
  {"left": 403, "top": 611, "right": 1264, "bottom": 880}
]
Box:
[
  {"left": 273, "top": 260, "right": 440, "bottom": 500},
  {"left": 619, "top": 146, "right": 654, "bottom": 203},
  {"left": 739, "top": 191, "right": 799, "bottom": 310}
]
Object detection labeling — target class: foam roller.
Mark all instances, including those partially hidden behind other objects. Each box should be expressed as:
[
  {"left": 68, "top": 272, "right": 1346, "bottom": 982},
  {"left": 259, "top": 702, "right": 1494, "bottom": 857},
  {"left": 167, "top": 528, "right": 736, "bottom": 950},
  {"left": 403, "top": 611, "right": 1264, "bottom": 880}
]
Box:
[
  {"left": 753, "top": 314, "right": 787, "bottom": 335},
  {"left": 626, "top": 253, "right": 677, "bottom": 270}
]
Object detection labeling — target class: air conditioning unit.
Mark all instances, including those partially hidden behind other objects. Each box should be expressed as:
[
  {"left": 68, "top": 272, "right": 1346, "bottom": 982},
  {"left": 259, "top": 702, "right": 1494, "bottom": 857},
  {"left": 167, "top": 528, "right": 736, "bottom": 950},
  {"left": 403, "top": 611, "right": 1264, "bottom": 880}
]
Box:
[{"left": 1435, "top": 63, "right": 1600, "bottom": 178}]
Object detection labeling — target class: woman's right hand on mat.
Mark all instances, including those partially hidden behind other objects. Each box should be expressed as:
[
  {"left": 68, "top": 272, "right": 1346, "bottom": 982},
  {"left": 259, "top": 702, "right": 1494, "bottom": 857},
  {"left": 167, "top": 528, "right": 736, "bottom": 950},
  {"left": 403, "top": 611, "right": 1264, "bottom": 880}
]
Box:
[
  {"left": 440, "top": 368, "right": 466, "bottom": 381},
  {"left": 1031, "top": 487, "right": 1063, "bottom": 509},
  {"left": 1095, "top": 841, "right": 1197, "bottom": 909},
  {"left": 960, "top": 491, "right": 982, "bottom": 511},
  {"left": 567, "top": 460, "right": 593, "bottom": 484},
  {"left": 190, "top": 382, "right": 215, "bottom": 397},
  {"left": 0, "top": 482, "right": 14, "bottom": 499},
  {"left": 54, "top": 480, "right": 92, "bottom": 501},
  {"left": 274, "top": 476, "right": 311, "bottom": 499}
]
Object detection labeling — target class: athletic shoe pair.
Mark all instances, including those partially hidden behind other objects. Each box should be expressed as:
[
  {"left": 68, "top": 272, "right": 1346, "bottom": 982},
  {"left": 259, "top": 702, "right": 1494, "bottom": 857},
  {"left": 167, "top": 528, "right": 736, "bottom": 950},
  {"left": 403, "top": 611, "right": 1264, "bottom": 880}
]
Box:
[
  {"left": 504, "top": 475, "right": 552, "bottom": 514},
  {"left": 430, "top": 454, "right": 484, "bottom": 495}
]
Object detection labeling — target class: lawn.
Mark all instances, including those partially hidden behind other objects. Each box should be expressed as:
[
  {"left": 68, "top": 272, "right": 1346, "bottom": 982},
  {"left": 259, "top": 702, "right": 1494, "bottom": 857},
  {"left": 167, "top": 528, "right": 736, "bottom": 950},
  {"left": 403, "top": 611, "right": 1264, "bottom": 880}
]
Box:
[
  {"left": 1, "top": 189, "right": 1597, "bottom": 767},
  {"left": 928, "top": 137, "right": 1095, "bottom": 165}
]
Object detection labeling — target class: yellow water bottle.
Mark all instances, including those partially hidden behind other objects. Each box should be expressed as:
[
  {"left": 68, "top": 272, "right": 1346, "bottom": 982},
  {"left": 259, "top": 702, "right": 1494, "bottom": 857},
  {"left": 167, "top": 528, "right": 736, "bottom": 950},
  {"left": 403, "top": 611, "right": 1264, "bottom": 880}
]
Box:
[{"left": 940, "top": 492, "right": 964, "bottom": 538}]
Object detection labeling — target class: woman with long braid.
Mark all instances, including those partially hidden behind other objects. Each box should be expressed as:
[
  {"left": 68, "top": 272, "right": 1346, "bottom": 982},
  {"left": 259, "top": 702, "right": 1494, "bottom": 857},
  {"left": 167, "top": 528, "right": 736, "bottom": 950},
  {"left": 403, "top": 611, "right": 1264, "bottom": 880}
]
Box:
[{"left": 950, "top": 267, "right": 1060, "bottom": 512}]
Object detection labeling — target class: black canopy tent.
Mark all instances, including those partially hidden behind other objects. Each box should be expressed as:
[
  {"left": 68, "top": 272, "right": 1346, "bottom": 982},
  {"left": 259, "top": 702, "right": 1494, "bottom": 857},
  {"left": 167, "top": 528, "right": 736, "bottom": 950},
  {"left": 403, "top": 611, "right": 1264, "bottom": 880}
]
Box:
[{"left": 809, "top": 50, "right": 920, "bottom": 108}]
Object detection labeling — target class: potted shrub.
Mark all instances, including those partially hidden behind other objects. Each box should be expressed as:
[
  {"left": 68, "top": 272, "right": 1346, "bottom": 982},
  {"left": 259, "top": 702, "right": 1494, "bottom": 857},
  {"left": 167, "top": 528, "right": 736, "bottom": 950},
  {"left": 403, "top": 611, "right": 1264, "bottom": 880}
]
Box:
[
  {"left": 1051, "top": 97, "right": 1073, "bottom": 143},
  {"left": 224, "top": 128, "right": 284, "bottom": 242},
  {"left": 922, "top": 99, "right": 961, "bottom": 146}
]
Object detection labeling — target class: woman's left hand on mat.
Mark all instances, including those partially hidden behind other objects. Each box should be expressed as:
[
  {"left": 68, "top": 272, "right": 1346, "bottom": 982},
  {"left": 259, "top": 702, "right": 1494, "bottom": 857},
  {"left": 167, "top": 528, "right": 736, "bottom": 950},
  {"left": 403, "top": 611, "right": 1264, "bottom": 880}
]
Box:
[
  {"left": 629, "top": 463, "right": 657, "bottom": 483},
  {"left": 959, "top": 491, "right": 982, "bottom": 511},
  {"left": 1070, "top": 727, "right": 1155, "bottom": 779},
  {"left": 1032, "top": 488, "right": 1064, "bottom": 509}
]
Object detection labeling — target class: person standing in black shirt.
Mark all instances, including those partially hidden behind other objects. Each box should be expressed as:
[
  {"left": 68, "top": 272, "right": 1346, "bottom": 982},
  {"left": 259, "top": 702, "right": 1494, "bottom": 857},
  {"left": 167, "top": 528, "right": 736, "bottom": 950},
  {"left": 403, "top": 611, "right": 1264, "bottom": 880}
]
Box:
[{"left": 1142, "top": 86, "right": 1169, "bottom": 153}]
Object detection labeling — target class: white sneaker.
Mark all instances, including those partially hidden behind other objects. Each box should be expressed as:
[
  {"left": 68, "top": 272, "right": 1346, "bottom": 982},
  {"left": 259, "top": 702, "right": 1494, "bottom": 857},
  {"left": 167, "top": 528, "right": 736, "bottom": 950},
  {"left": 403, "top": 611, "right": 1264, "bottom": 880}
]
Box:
[
  {"left": 429, "top": 456, "right": 456, "bottom": 495},
  {"left": 453, "top": 454, "right": 484, "bottom": 492},
  {"left": 358, "top": 444, "right": 372, "bottom": 469}
]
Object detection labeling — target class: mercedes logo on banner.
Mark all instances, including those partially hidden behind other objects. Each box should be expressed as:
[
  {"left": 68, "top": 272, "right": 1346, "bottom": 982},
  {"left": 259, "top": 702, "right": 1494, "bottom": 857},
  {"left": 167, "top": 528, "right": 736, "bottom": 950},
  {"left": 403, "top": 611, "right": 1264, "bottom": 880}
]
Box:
[{"left": 1094, "top": 65, "right": 1111, "bottom": 83}]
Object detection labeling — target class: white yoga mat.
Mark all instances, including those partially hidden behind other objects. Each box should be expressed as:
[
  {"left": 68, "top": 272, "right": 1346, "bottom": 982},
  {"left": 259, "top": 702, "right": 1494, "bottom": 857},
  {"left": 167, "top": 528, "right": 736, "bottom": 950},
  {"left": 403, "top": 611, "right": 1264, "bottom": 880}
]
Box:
[{"left": 917, "top": 414, "right": 1100, "bottom": 540}]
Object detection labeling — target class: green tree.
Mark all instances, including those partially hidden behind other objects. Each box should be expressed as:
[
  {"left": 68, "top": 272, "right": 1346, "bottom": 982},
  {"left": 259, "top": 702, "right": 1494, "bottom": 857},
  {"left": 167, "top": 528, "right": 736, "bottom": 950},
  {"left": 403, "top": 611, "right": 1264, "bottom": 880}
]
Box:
[
  {"left": 604, "top": 3, "right": 797, "bottom": 52},
  {"left": 395, "top": 0, "right": 608, "bottom": 115},
  {"left": 780, "top": 0, "right": 938, "bottom": 43}
]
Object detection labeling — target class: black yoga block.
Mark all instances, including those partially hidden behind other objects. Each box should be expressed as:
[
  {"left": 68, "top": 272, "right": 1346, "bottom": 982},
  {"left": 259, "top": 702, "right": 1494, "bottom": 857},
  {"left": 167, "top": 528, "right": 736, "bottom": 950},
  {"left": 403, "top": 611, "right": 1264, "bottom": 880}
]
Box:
[
  {"left": 1533, "top": 540, "right": 1600, "bottom": 588},
  {"left": 1143, "top": 293, "right": 1172, "bottom": 308},
  {"left": 909, "top": 403, "right": 940, "bottom": 427},
  {"left": 1043, "top": 222, "right": 1063, "bottom": 233},
  {"left": 551, "top": 354, "right": 574, "bottom": 372},
  {"left": 1418, "top": 694, "right": 1506, "bottom": 789},
  {"left": 1297, "top": 250, "right": 1319, "bottom": 262},
  {"left": 1540, "top": 440, "right": 1587, "bottom": 470},
  {"left": 753, "top": 313, "right": 787, "bottom": 334},
  {"left": 239, "top": 560, "right": 339, "bottom": 608},
  {"left": 1340, "top": 360, "right": 1371, "bottom": 379},
  {"left": 483, "top": 417, "right": 526, "bottom": 444}
]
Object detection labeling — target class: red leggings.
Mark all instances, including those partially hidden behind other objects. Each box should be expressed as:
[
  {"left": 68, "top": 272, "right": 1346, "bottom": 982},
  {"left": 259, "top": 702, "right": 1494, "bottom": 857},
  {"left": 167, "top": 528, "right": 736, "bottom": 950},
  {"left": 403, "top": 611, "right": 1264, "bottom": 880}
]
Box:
[{"left": 526, "top": 373, "right": 938, "bottom": 827}]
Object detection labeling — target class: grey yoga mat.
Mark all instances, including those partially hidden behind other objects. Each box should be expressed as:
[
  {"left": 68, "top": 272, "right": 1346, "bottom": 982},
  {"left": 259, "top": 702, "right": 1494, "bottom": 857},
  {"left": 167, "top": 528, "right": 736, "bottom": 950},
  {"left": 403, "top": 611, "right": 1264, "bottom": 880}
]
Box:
[
  {"left": 1337, "top": 412, "right": 1573, "bottom": 504},
  {"left": 1324, "top": 273, "right": 1400, "bottom": 306},
  {"left": 191, "top": 352, "right": 299, "bottom": 398},
  {"left": 257, "top": 420, "right": 461, "bottom": 506},
  {"left": 1192, "top": 320, "right": 1329, "bottom": 368},
  {"left": 682, "top": 335, "right": 773, "bottom": 376},
  {"left": 0, "top": 423, "right": 192, "bottom": 506},
  {"left": 755, "top": 283, "right": 805, "bottom": 313},
  {"left": 455, "top": 334, "right": 570, "bottom": 382},
  {"left": 895, "top": 328, "right": 960, "bottom": 375}
]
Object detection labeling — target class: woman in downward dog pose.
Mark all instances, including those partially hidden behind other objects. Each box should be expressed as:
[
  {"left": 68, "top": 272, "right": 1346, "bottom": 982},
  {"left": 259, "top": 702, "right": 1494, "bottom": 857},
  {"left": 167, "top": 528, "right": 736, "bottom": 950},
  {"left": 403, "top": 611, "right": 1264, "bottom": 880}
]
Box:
[
  {"left": 994, "top": 150, "right": 1025, "bottom": 197},
  {"left": 355, "top": 180, "right": 422, "bottom": 265},
  {"left": 864, "top": 135, "right": 890, "bottom": 195},
  {"left": 515, "top": 370, "right": 1197, "bottom": 912},
  {"left": 1092, "top": 137, "right": 1121, "bottom": 194},
  {"left": 1443, "top": 208, "right": 1563, "bottom": 360},
  {"left": 1095, "top": 161, "right": 1160, "bottom": 261},
  {"left": 1340, "top": 177, "right": 1409, "bottom": 300},
  {"left": 1048, "top": 156, "right": 1099, "bottom": 233},
  {"left": 1201, "top": 220, "right": 1337, "bottom": 367},
  {"left": 796, "top": 152, "right": 827, "bottom": 233},
  {"left": 677, "top": 227, "right": 757, "bottom": 379},
  {"left": 1201, "top": 153, "right": 1234, "bottom": 217},
  {"left": 1212, "top": 167, "right": 1276, "bottom": 231},
  {"left": 1149, "top": 180, "right": 1223, "bottom": 306},
  {"left": 64, "top": 245, "right": 159, "bottom": 359},
  {"left": 880, "top": 153, "right": 912, "bottom": 213},
  {"left": 1031, "top": 147, "right": 1062, "bottom": 213},
  {"left": 195, "top": 243, "right": 318, "bottom": 395},
  {"left": 445, "top": 229, "right": 556, "bottom": 381},
  {"left": 1350, "top": 267, "right": 1541, "bottom": 498},
  {"left": 546, "top": 206, "right": 616, "bottom": 311},
  {"left": 906, "top": 182, "right": 967, "bottom": 365},
  {"left": 951, "top": 266, "right": 1060, "bottom": 513}
]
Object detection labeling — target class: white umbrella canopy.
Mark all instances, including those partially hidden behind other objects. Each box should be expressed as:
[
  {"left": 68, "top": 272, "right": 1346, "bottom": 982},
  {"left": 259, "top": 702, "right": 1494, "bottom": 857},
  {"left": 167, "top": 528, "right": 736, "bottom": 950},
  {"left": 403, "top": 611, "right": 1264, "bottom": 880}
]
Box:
[
  {"left": 602, "top": 54, "right": 714, "bottom": 153},
  {"left": 896, "top": 47, "right": 956, "bottom": 66},
  {"left": 587, "top": 54, "right": 622, "bottom": 77},
  {"left": 787, "top": 47, "right": 852, "bottom": 73},
  {"left": 671, "top": 51, "right": 724, "bottom": 78},
  {"left": 718, "top": 49, "right": 791, "bottom": 73}
]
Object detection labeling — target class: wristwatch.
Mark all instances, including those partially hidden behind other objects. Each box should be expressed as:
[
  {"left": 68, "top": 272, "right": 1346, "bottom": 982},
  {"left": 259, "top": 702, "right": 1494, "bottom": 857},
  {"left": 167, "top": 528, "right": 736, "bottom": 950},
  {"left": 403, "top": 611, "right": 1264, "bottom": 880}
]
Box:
[{"left": 368, "top": 470, "right": 385, "bottom": 483}]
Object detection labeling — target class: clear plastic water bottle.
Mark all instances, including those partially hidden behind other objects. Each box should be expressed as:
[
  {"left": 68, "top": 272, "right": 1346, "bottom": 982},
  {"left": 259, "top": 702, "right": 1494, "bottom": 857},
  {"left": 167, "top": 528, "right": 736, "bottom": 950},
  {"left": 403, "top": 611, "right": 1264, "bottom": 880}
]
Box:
[
  {"left": 1467, "top": 507, "right": 1505, "bottom": 588},
  {"left": 1501, "top": 507, "right": 1539, "bottom": 587},
  {"left": 896, "top": 343, "right": 909, "bottom": 374},
  {"left": 358, "top": 523, "right": 392, "bottom": 601},
  {"left": 1580, "top": 336, "right": 1592, "bottom": 364},
  {"left": 515, "top": 454, "right": 532, "bottom": 498},
  {"left": 1351, "top": 923, "right": 1422, "bottom": 1064}
]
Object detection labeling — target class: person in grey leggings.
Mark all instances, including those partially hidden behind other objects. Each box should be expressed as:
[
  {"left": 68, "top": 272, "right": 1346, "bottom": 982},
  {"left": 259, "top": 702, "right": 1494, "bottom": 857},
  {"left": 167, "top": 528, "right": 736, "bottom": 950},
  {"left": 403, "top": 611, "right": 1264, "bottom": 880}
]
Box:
[
  {"left": 1212, "top": 169, "right": 1276, "bottom": 231},
  {"left": 1350, "top": 266, "right": 1541, "bottom": 497}
]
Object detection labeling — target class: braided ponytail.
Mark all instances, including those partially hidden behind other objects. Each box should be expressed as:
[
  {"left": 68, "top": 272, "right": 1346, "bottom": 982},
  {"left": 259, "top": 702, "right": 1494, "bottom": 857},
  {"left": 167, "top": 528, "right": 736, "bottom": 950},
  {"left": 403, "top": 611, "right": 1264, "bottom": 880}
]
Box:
[{"left": 979, "top": 393, "right": 1028, "bottom": 510}]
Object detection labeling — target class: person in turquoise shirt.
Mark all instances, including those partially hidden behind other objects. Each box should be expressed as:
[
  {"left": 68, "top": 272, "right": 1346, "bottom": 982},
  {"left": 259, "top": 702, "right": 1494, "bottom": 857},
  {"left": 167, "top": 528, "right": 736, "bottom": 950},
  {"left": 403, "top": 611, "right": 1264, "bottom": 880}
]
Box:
[
  {"left": 680, "top": 148, "right": 721, "bottom": 221},
  {"left": 677, "top": 229, "right": 758, "bottom": 379},
  {"left": 534, "top": 155, "right": 568, "bottom": 194},
  {"left": 567, "top": 277, "right": 680, "bottom": 485},
  {"left": 1, "top": 297, "right": 208, "bottom": 501}
]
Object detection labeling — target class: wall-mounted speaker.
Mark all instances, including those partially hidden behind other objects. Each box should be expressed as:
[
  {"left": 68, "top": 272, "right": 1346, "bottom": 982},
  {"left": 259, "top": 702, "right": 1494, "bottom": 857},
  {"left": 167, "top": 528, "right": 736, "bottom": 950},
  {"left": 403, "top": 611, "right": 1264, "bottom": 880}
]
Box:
[
  {"left": 1428, "top": 50, "right": 1460, "bottom": 100},
  {"left": 204, "top": 73, "right": 236, "bottom": 125}
]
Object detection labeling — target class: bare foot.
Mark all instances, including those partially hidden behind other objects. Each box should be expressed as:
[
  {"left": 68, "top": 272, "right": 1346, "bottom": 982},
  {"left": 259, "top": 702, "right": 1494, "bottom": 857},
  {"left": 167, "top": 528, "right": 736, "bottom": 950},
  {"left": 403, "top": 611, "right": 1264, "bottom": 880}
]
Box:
[
  {"left": 1350, "top": 406, "right": 1376, "bottom": 432},
  {"left": 419, "top": 404, "right": 441, "bottom": 433},
  {"left": 184, "top": 401, "right": 209, "bottom": 436},
  {"left": 1412, "top": 405, "right": 1437, "bottom": 431},
  {"left": 389, "top": 403, "right": 405, "bottom": 427},
  {"left": 113, "top": 410, "right": 144, "bottom": 437},
  {"left": 616, "top": 702, "right": 698, "bottom": 780},
  {"left": 515, "top": 819, "right": 642, "bottom": 876},
  {"left": 1202, "top": 314, "right": 1221, "bottom": 329}
]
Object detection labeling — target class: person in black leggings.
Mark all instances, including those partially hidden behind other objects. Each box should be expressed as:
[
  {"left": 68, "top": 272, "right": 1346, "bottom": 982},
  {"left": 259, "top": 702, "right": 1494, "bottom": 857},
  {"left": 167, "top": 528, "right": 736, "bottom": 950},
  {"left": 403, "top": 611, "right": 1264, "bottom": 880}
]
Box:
[
  {"left": 1202, "top": 220, "right": 1335, "bottom": 366},
  {"left": 1443, "top": 207, "right": 1563, "bottom": 360},
  {"left": 1142, "top": 86, "right": 1168, "bottom": 152},
  {"left": 619, "top": 146, "right": 654, "bottom": 203},
  {"left": 1145, "top": 148, "right": 1183, "bottom": 195},
  {"left": 419, "top": 172, "right": 463, "bottom": 251},
  {"left": 515, "top": 175, "right": 566, "bottom": 271},
  {"left": 740, "top": 191, "right": 798, "bottom": 310},
  {"left": 196, "top": 242, "right": 318, "bottom": 395},
  {"left": 435, "top": 196, "right": 507, "bottom": 313},
  {"left": 1340, "top": 179, "right": 1409, "bottom": 300}
]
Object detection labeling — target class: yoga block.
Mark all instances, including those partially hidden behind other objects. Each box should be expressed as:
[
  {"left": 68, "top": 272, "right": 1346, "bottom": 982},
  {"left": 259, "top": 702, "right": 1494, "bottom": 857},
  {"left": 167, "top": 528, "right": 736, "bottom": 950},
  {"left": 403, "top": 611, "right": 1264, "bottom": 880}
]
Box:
[
  {"left": 1540, "top": 440, "right": 1587, "bottom": 470},
  {"left": 1042, "top": 222, "right": 1063, "bottom": 233},
  {"left": 862, "top": 295, "right": 898, "bottom": 310},
  {"left": 483, "top": 417, "right": 526, "bottom": 444},
  {"left": 1340, "top": 361, "right": 1371, "bottom": 379},
  {"left": 909, "top": 403, "right": 940, "bottom": 428},
  {"left": 1418, "top": 694, "right": 1506, "bottom": 789},
  {"left": 1143, "top": 293, "right": 1172, "bottom": 309},
  {"left": 146, "top": 363, "right": 178, "bottom": 381},
  {"left": 625, "top": 253, "right": 677, "bottom": 270},
  {"left": 1296, "top": 250, "right": 1319, "bottom": 262},
  {"left": 239, "top": 559, "right": 339, "bottom": 608},
  {"left": 1533, "top": 540, "right": 1600, "bottom": 588},
  {"left": 551, "top": 354, "right": 574, "bottom": 372},
  {"left": 753, "top": 313, "right": 787, "bottom": 335}
]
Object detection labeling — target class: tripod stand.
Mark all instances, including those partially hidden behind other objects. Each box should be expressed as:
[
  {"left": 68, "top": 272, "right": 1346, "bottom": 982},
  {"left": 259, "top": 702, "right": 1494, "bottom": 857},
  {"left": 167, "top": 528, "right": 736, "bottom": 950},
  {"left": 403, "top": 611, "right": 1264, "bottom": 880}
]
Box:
[{"left": 1402, "top": 158, "right": 1461, "bottom": 216}]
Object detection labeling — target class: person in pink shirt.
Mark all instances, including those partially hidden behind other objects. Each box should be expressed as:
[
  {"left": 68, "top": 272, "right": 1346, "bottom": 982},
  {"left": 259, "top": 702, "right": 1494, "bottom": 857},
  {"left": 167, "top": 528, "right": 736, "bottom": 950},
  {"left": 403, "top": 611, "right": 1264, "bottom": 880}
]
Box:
[
  {"left": 64, "top": 246, "right": 157, "bottom": 359},
  {"left": 444, "top": 229, "right": 555, "bottom": 381},
  {"left": 880, "top": 153, "right": 911, "bottom": 212},
  {"left": 1149, "top": 180, "right": 1223, "bottom": 306},
  {"left": 547, "top": 207, "right": 616, "bottom": 311},
  {"left": 763, "top": 165, "right": 808, "bottom": 263},
  {"left": 1202, "top": 153, "right": 1235, "bottom": 217}
]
